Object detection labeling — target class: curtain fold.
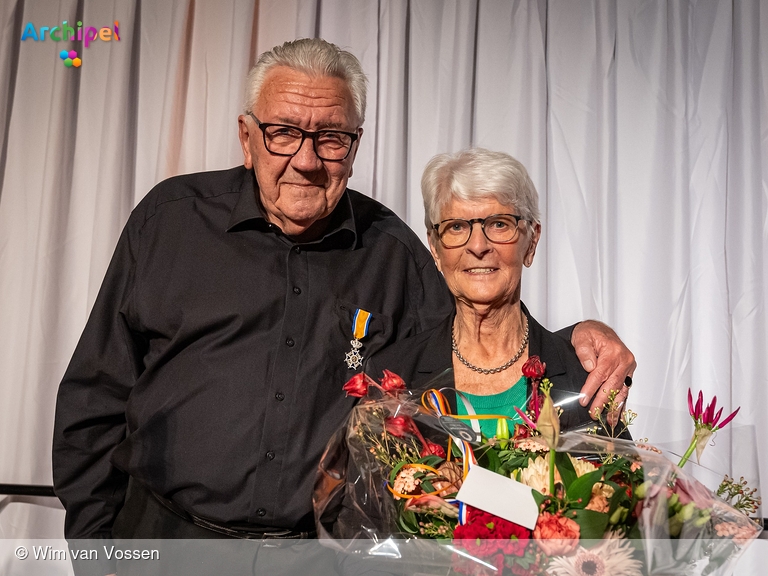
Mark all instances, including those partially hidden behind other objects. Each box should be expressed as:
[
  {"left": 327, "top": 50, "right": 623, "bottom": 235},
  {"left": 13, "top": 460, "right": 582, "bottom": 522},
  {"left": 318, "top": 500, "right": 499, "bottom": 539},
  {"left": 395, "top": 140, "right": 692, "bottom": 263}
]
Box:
[{"left": 0, "top": 0, "right": 766, "bottom": 537}]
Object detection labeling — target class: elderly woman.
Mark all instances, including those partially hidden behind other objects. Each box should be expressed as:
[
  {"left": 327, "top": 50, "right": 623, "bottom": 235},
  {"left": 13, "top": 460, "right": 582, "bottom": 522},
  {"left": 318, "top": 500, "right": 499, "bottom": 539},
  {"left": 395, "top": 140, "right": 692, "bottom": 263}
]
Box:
[{"left": 366, "top": 148, "right": 614, "bottom": 435}]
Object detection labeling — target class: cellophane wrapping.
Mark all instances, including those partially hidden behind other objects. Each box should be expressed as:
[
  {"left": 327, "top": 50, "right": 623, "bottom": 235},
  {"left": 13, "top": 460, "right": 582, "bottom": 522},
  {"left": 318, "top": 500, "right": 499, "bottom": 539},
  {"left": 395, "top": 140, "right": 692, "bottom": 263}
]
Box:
[{"left": 314, "top": 386, "right": 762, "bottom": 575}]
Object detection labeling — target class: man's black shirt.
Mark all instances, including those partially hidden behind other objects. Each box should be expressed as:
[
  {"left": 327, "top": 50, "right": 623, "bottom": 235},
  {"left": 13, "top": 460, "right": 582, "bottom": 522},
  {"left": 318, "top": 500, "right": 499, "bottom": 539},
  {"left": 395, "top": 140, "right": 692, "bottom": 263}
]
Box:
[{"left": 52, "top": 166, "right": 453, "bottom": 538}]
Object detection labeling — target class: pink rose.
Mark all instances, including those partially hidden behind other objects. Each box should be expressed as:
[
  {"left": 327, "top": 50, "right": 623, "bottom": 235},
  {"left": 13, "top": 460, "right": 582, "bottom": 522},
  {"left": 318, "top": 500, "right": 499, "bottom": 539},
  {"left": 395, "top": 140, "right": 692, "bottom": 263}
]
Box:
[
  {"left": 533, "top": 512, "right": 580, "bottom": 556},
  {"left": 674, "top": 476, "right": 714, "bottom": 508}
]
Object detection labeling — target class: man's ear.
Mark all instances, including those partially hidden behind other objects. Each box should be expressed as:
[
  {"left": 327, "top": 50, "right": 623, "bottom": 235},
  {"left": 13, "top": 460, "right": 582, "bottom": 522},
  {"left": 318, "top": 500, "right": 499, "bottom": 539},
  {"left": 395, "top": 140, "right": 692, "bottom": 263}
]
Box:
[
  {"left": 347, "top": 128, "right": 363, "bottom": 178},
  {"left": 524, "top": 222, "right": 542, "bottom": 267},
  {"left": 237, "top": 115, "right": 254, "bottom": 169}
]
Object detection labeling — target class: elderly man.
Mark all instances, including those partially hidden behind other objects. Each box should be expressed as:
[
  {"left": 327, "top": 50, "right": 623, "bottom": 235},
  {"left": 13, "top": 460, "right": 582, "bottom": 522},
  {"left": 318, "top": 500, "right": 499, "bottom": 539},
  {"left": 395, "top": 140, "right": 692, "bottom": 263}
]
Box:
[{"left": 53, "top": 38, "right": 634, "bottom": 563}]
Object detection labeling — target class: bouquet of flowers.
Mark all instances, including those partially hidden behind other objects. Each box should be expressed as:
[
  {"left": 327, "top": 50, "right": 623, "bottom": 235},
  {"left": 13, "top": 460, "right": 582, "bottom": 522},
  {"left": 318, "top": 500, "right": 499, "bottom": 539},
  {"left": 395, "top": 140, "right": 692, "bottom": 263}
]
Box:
[{"left": 314, "top": 361, "right": 762, "bottom": 575}]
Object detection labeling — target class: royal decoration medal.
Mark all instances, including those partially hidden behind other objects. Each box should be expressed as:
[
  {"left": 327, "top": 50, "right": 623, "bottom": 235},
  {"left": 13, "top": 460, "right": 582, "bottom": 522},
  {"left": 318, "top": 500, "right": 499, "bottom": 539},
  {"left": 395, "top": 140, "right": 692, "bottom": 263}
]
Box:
[{"left": 345, "top": 309, "right": 371, "bottom": 370}]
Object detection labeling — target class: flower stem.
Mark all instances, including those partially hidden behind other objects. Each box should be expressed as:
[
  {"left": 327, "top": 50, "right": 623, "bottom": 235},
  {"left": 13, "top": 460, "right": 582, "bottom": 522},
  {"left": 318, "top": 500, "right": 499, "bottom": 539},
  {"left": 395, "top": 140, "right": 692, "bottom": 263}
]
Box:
[
  {"left": 678, "top": 438, "right": 697, "bottom": 469},
  {"left": 549, "top": 449, "right": 556, "bottom": 496}
]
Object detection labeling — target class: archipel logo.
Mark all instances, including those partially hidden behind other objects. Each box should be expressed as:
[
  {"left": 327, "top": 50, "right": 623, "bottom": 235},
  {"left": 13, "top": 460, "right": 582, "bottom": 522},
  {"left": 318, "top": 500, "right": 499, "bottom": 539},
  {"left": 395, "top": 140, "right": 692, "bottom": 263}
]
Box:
[
  {"left": 21, "top": 20, "right": 121, "bottom": 67},
  {"left": 60, "top": 50, "right": 81, "bottom": 68}
]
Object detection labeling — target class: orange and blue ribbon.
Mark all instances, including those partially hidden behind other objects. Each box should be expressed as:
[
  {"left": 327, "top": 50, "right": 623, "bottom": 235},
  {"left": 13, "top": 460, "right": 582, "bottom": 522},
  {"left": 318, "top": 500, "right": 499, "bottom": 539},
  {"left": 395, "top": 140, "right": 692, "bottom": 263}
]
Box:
[
  {"left": 352, "top": 309, "right": 371, "bottom": 340},
  {"left": 422, "top": 388, "right": 480, "bottom": 524},
  {"left": 345, "top": 309, "right": 371, "bottom": 370}
]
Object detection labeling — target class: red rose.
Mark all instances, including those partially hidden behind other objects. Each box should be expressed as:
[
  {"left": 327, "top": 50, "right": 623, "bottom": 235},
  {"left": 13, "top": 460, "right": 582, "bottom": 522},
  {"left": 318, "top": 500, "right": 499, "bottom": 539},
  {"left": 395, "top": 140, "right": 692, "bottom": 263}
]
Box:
[
  {"left": 380, "top": 369, "right": 406, "bottom": 392},
  {"left": 453, "top": 520, "right": 487, "bottom": 540},
  {"left": 420, "top": 439, "right": 446, "bottom": 459},
  {"left": 454, "top": 507, "right": 528, "bottom": 559},
  {"left": 493, "top": 518, "right": 531, "bottom": 556},
  {"left": 489, "top": 553, "right": 505, "bottom": 573},
  {"left": 384, "top": 415, "right": 415, "bottom": 438},
  {"left": 342, "top": 373, "right": 369, "bottom": 397},
  {"left": 533, "top": 511, "right": 580, "bottom": 556},
  {"left": 465, "top": 505, "right": 484, "bottom": 522},
  {"left": 454, "top": 522, "right": 497, "bottom": 557},
  {"left": 522, "top": 356, "right": 546, "bottom": 379}
]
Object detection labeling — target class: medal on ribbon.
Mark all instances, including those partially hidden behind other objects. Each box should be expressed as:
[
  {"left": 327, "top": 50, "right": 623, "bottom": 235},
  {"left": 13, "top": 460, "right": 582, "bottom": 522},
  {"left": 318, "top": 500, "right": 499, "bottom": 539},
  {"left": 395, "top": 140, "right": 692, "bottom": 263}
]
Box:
[{"left": 345, "top": 309, "right": 371, "bottom": 370}]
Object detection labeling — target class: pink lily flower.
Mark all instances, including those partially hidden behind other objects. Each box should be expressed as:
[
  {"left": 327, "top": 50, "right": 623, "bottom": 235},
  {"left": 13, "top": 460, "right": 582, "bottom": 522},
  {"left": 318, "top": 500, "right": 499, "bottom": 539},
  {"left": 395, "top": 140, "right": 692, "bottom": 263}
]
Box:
[
  {"left": 687, "top": 389, "right": 740, "bottom": 431},
  {"left": 514, "top": 406, "right": 537, "bottom": 430},
  {"left": 679, "top": 389, "right": 740, "bottom": 468}
]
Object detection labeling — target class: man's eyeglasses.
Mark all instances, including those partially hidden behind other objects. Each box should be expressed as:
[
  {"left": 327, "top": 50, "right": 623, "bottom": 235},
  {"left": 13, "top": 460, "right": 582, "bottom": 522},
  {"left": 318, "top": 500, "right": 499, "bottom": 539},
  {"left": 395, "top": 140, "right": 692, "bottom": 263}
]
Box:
[
  {"left": 248, "top": 113, "right": 359, "bottom": 161},
  {"left": 432, "top": 214, "right": 530, "bottom": 248}
]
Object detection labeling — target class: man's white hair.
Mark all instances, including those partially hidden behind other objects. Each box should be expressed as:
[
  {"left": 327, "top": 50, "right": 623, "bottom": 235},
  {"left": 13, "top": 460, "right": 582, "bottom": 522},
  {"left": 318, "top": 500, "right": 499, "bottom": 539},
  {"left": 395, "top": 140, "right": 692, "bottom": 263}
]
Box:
[{"left": 244, "top": 38, "right": 368, "bottom": 125}]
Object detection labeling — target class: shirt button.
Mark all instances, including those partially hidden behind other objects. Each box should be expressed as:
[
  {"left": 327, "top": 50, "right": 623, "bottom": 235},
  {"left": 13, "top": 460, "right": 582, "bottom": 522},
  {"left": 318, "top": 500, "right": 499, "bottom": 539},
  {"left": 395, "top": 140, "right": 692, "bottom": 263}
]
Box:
[
  {"left": 266, "top": 451, "right": 275, "bottom": 460},
  {"left": 285, "top": 338, "right": 294, "bottom": 347},
  {"left": 256, "top": 508, "right": 266, "bottom": 517},
  {"left": 275, "top": 392, "right": 285, "bottom": 401},
  {"left": 293, "top": 246, "right": 301, "bottom": 254},
  {"left": 293, "top": 286, "right": 301, "bottom": 295}
]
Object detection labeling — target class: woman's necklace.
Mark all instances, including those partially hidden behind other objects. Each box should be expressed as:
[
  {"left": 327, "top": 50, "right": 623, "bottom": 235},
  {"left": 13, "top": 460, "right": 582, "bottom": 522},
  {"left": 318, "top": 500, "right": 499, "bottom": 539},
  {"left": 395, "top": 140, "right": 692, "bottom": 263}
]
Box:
[{"left": 451, "top": 315, "right": 529, "bottom": 375}]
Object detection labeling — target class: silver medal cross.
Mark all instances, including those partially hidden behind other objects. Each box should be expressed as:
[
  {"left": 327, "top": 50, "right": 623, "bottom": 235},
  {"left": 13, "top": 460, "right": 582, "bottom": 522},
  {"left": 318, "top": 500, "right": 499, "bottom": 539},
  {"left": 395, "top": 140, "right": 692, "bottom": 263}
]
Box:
[{"left": 345, "top": 339, "right": 363, "bottom": 370}]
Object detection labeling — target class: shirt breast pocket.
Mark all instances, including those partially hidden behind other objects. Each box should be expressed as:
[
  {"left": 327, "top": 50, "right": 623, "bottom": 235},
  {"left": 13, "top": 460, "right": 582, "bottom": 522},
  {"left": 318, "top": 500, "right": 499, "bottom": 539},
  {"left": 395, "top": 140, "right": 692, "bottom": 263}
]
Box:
[{"left": 334, "top": 299, "right": 393, "bottom": 369}]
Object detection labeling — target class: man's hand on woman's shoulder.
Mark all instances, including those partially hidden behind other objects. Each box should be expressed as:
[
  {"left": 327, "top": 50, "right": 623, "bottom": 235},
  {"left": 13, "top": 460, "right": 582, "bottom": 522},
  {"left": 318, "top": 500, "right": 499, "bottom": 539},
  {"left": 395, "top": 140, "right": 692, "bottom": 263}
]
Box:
[{"left": 571, "top": 320, "right": 636, "bottom": 422}]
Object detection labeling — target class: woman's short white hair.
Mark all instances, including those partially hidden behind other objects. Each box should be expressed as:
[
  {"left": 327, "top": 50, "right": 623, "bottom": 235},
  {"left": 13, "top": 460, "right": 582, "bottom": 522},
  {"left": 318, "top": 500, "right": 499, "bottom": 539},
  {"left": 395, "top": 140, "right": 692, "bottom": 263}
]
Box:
[
  {"left": 421, "top": 148, "right": 541, "bottom": 233},
  {"left": 243, "top": 38, "right": 368, "bottom": 125}
]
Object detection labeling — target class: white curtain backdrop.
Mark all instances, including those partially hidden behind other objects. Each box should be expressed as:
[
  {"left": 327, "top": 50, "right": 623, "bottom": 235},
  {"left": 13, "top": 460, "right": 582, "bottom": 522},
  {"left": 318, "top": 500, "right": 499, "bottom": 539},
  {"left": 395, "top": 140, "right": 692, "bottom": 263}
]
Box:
[{"left": 0, "top": 0, "right": 766, "bottom": 538}]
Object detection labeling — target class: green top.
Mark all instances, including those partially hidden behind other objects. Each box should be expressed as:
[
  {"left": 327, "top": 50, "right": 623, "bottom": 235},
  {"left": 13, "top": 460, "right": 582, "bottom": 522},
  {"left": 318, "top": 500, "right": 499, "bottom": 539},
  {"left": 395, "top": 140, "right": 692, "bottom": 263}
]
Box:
[{"left": 455, "top": 375, "right": 528, "bottom": 438}]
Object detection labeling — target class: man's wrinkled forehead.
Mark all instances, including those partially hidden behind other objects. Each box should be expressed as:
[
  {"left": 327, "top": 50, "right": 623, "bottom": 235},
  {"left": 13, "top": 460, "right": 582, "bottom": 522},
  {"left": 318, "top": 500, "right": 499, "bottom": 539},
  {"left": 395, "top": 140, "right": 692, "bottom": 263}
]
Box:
[{"left": 256, "top": 67, "right": 360, "bottom": 128}]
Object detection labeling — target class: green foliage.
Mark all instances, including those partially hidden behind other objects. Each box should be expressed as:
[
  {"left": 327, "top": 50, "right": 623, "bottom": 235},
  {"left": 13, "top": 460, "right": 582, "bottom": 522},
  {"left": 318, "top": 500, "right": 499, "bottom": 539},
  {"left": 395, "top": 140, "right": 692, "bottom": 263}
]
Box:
[
  {"left": 496, "top": 447, "right": 538, "bottom": 475},
  {"left": 419, "top": 478, "right": 435, "bottom": 493},
  {"left": 531, "top": 490, "right": 548, "bottom": 509},
  {"left": 607, "top": 483, "right": 630, "bottom": 517},
  {"left": 419, "top": 455, "right": 444, "bottom": 468},
  {"left": 566, "top": 469, "right": 604, "bottom": 508},
  {"left": 570, "top": 509, "right": 609, "bottom": 540},
  {"left": 397, "top": 508, "right": 418, "bottom": 534},
  {"left": 554, "top": 451, "right": 577, "bottom": 487},
  {"left": 478, "top": 444, "right": 502, "bottom": 474}
]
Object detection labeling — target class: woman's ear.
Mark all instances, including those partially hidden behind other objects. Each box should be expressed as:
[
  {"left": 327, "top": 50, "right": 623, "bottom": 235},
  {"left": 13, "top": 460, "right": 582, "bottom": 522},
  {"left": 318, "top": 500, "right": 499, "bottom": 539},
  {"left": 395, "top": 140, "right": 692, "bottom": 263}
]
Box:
[
  {"left": 428, "top": 232, "right": 443, "bottom": 273},
  {"left": 524, "top": 222, "right": 542, "bottom": 268}
]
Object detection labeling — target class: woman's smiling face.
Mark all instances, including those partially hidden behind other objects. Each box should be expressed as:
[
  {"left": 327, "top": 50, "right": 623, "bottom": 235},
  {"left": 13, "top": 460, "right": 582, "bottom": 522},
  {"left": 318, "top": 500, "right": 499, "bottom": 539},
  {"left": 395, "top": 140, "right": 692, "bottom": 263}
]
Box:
[{"left": 430, "top": 196, "right": 540, "bottom": 310}]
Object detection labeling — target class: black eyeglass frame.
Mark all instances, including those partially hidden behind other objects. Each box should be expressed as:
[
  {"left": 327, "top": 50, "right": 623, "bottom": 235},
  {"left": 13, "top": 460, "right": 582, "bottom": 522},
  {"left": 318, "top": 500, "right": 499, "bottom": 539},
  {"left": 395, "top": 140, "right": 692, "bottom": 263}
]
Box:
[
  {"left": 431, "top": 213, "right": 530, "bottom": 248},
  {"left": 248, "top": 113, "right": 359, "bottom": 161}
]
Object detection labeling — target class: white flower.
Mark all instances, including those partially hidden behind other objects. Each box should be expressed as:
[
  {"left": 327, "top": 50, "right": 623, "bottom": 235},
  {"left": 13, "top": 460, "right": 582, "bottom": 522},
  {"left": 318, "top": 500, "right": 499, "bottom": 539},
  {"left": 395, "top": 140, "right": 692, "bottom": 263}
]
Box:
[
  {"left": 547, "top": 537, "right": 643, "bottom": 576},
  {"left": 392, "top": 467, "right": 420, "bottom": 499},
  {"left": 515, "top": 437, "right": 549, "bottom": 452},
  {"left": 518, "top": 455, "right": 598, "bottom": 495}
]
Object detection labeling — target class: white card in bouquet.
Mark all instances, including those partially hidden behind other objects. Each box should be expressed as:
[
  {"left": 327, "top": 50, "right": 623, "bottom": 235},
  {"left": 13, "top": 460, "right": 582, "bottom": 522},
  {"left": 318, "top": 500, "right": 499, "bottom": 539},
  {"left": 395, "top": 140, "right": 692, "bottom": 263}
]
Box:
[{"left": 455, "top": 465, "right": 539, "bottom": 530}]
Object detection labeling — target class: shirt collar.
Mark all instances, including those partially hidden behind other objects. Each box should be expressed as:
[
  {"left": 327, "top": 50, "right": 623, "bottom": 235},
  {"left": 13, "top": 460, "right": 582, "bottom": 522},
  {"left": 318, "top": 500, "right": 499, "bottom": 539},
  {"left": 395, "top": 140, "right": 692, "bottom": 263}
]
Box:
[{"left": 226, "top": 168, "right": 358, "bottom": 249}]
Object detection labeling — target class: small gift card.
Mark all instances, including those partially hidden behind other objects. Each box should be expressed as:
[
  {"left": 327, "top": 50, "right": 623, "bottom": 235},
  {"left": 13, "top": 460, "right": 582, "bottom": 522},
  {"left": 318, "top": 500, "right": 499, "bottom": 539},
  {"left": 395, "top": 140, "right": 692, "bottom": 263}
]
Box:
[
  {"left": 438, "top": 415, "right": 481, "bottom": 443},
  {"left": 455, "top": 466, "right": 539, "bottom": 530}
]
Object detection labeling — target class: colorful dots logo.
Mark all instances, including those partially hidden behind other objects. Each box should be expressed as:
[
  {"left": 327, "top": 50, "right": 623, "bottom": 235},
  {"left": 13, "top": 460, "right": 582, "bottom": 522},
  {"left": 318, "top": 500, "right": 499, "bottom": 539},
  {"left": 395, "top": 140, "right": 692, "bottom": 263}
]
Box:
[{"left": 59, "top": 49, "right": 81, "bottom": 67}]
